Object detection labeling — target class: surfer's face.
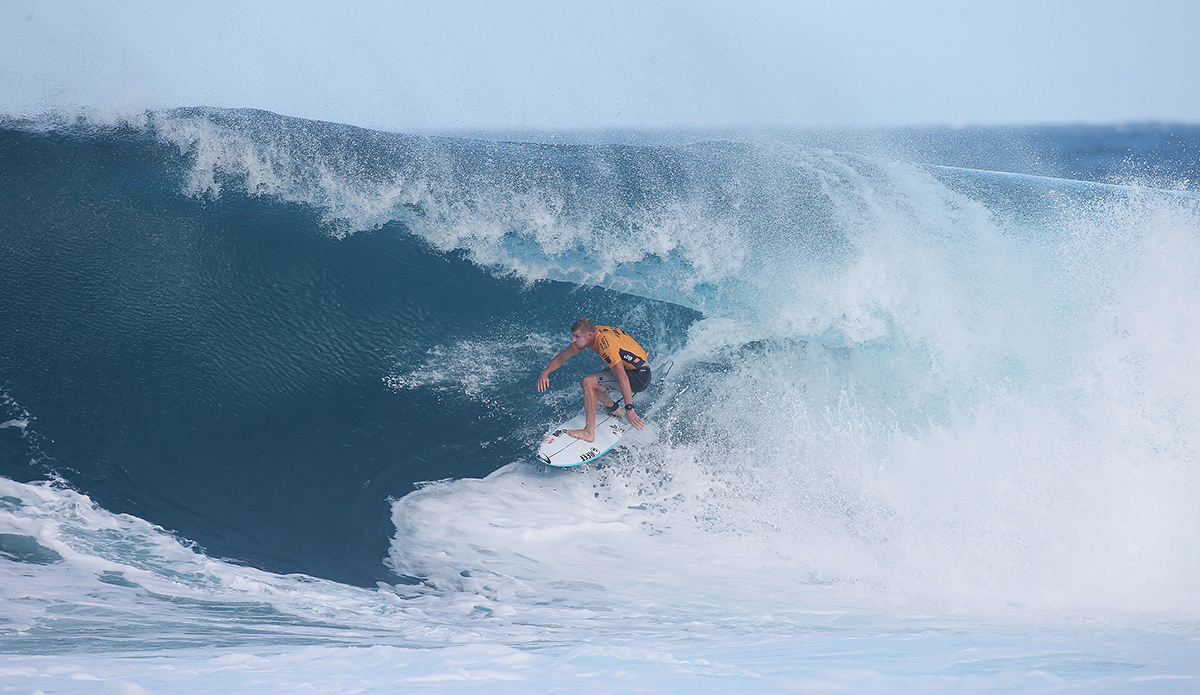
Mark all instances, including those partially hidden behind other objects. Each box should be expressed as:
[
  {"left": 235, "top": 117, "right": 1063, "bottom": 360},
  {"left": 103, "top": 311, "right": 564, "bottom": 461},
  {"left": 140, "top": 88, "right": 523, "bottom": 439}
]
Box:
[{"left": 571, "top": 330, "right": 594, "bottom": 349}]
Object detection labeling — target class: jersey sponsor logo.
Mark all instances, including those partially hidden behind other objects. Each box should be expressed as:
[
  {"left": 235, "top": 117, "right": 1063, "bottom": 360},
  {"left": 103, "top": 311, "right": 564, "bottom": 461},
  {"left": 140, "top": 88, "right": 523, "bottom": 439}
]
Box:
[{"left": 619, "top": 348, "right": 646, "bottom": 369}]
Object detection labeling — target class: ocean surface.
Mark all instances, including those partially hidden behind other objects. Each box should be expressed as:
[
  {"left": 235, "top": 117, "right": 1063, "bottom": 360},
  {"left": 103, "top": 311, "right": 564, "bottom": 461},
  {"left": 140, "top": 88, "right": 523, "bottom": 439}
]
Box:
[{"left": 2, "top": 109, "right": 1200, "bottom": 692}]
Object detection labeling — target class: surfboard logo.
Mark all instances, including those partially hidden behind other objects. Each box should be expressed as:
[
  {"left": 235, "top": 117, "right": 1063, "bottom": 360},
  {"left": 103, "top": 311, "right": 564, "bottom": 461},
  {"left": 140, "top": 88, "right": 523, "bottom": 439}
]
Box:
[{"left": 579, "top": 448, "right": 599, "bottom": 462}]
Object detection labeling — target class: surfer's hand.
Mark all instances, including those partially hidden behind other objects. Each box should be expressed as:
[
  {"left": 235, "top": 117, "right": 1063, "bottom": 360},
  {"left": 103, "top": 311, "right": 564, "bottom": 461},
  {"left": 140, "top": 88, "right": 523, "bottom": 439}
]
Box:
[
  {"left": 627, "top": 409, "right": 645, "bottom": 430},
  {"left": 537, "top": 371, "right": 550, "bottom": 392}
]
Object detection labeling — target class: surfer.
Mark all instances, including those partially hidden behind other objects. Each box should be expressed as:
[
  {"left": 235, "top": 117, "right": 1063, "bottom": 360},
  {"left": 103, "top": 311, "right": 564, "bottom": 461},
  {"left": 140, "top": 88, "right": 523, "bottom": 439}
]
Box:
[{"left": 537, "top": 318, "right": 650, "bottom": 442}]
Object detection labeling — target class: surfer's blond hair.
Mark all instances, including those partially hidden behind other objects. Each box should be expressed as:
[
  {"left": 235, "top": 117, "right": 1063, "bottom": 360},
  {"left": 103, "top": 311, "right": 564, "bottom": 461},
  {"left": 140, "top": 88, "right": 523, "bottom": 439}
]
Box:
[{"left": 571, "top": 318, "right": 596, "bottom": 334}]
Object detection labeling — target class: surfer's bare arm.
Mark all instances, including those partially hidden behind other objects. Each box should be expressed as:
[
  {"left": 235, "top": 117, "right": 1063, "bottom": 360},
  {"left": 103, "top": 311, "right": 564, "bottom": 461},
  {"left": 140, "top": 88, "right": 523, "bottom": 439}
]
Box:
[
  {"left": 611, "top": 366, "right": 645, "bottom": 431},
  {"left": 537, "top": 344, "right": 580, "bottom": 392}
]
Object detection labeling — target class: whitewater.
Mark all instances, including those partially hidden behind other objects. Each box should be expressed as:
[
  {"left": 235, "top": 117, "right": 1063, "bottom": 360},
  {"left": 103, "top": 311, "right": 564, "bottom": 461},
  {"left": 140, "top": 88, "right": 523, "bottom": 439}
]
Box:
[{"left": 2, "top": 109, "right": 1199, "bottom": 692}]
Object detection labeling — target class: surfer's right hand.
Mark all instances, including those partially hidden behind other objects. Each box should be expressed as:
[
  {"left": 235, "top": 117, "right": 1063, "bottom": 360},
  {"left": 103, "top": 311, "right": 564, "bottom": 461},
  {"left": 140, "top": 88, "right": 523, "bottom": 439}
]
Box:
[{"left": 537, "top": 371, "right": 550, "bottom": 392}]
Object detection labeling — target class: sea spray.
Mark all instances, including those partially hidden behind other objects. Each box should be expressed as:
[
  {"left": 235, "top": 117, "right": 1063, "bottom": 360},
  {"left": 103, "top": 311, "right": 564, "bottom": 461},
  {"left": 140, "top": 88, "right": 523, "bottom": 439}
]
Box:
[
  {"left": 136, "top": 109, "right": 1200, "bottom": 618},
  {"left": 384, "top": 163, "right": 1200, "bottom": 621}
]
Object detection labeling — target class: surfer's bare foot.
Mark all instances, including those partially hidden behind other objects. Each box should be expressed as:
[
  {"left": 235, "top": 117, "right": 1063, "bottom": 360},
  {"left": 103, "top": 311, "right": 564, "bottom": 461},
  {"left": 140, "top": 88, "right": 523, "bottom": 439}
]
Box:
[{"left": 565, "top": 428, "right": 595, "bottom": 442}]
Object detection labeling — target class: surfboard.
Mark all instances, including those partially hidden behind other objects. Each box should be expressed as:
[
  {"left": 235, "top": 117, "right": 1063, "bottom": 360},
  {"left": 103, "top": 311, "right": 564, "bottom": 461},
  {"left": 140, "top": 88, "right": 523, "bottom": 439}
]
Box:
[
  {"left": 535, "top": 361, "right": 671, "bottom": 467},
  {"left": 536, "top": 398, "right": 629, "bottom": 467}
]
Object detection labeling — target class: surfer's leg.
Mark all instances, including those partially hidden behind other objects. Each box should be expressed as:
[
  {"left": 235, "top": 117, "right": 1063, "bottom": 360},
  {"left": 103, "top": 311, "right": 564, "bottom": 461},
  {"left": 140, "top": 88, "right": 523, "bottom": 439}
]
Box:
[
  {"left": 592, "top": 370, "right": 621, "bottom": 413},
  {"left": 566, "top": 374, "right": 601, "bottom": 442}
]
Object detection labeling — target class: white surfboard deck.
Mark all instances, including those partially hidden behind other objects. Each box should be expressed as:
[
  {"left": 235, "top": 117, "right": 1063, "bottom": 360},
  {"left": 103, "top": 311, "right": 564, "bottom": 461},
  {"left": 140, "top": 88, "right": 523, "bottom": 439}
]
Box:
[{"left": 536, "top": 398, "right": 629, "bottom": 467}]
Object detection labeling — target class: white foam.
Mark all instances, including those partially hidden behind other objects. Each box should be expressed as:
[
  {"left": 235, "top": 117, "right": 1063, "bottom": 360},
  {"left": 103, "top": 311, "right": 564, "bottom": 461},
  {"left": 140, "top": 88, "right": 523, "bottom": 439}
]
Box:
[
  {"left": 381, "top": 169, "right": 1200, "bottom": 625},
  {"left": 1, "top": 621, "right": 1196, "bottom": 694}
]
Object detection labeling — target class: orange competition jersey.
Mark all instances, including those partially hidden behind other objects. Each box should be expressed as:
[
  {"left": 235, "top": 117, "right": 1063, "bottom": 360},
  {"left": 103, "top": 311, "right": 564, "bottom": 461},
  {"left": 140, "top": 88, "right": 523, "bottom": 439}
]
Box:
[{"left": 592, "top": 325, "right": 648, "bottom": 371}]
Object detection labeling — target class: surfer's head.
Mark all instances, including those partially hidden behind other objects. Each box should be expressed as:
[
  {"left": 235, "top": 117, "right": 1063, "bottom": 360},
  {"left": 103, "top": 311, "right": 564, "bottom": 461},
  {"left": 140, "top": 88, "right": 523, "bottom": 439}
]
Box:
[{"left": 570, "top": 318, "right": 597, "bottom": 349}]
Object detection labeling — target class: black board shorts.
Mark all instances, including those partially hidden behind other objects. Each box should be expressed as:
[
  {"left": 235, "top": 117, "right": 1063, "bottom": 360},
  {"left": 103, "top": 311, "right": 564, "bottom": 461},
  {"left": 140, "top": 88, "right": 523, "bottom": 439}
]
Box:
[{"left": 594, "top": 366, "right": 652, "bottom": 394}]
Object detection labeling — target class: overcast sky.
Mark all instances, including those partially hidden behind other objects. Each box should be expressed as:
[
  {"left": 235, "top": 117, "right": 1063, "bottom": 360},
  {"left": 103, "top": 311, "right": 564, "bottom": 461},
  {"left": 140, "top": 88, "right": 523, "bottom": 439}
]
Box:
[{"left": 2, "top": 0, "right": 1197, "bottom": 132}]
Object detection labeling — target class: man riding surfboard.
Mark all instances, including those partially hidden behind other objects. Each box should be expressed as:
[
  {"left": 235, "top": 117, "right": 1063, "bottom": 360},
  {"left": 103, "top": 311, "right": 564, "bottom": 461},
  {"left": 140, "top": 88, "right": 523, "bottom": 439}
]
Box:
[{"left": 536, "top": 318, "right": 650, "bottom": 442}]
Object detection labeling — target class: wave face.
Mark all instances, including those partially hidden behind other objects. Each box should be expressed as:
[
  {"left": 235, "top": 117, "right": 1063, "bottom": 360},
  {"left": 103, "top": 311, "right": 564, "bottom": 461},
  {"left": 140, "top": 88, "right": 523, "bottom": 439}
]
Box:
[
  {"left": 0, "top": 114, "right": 699, "bottom": 585},
  {"left": 2, "top": 110, "right": 1200, "bottom": 686}
]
